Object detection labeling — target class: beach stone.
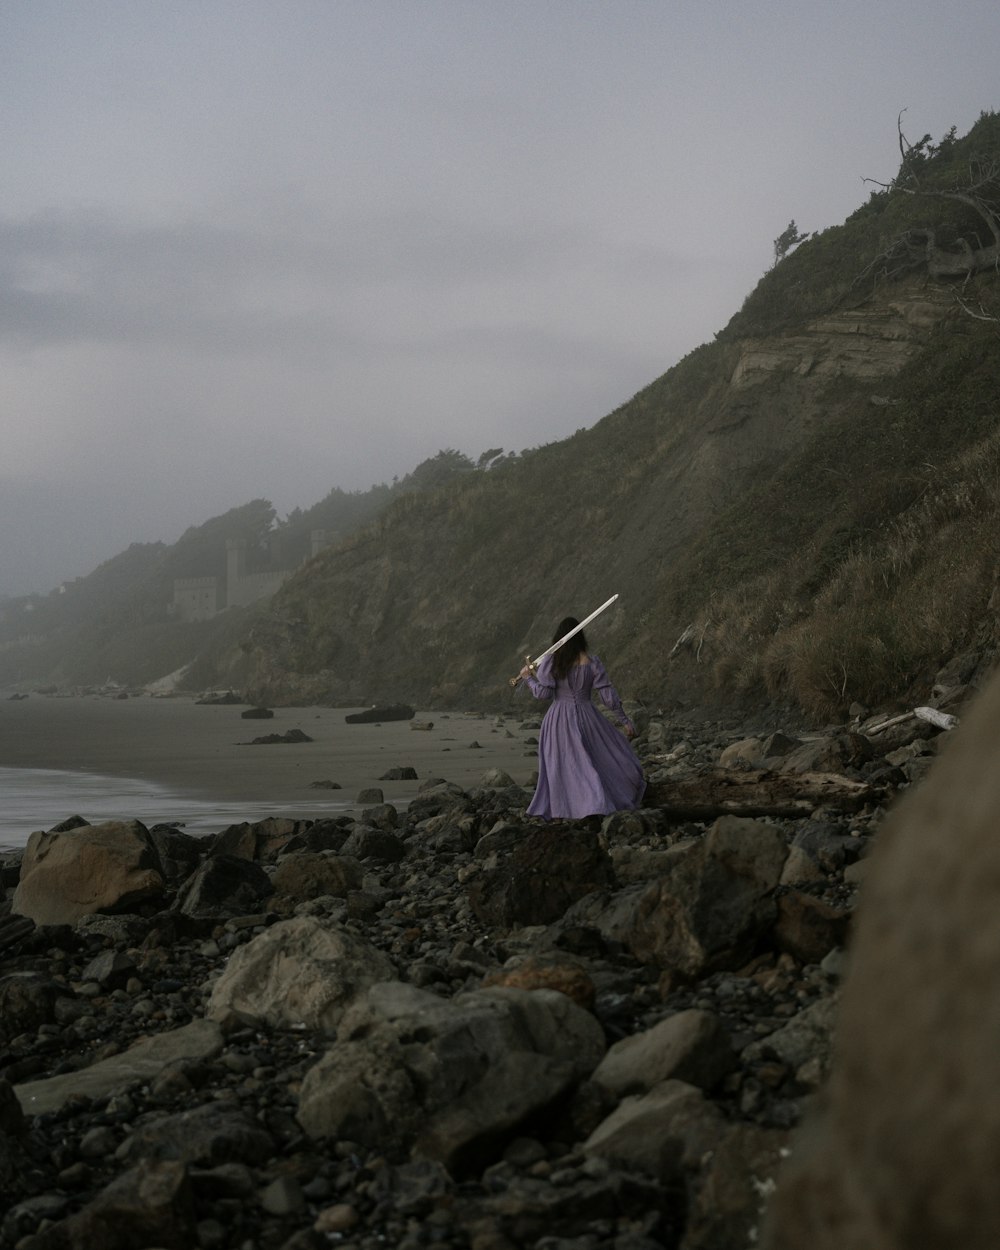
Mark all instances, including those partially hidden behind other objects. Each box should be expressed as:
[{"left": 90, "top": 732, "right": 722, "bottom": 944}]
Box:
[
  {"left": 479, "top": 768, "right": 519, "bottom": 788},
  {"left": 206, "top": 915, "right": 396, "bottom": 1033},
  {"left": 790, "top": 821, "right": 858, "bottom": 872},
  {"left": 590, "top": 1009, "right": 735, "bottom": 1097},
  {"left": 579, "top": 816, "right": 788, "bottom": 979},
  {"left": 743, "top": 995, "right": 839, "bottom": 1078},
  {"left": 75, "top": 912, "right": 146, "bottom": 943},
  {"left": 356, "top": 787, "right": 384, "bottom": 804},
  {"left": 778, "top": 845, "right": 827, "bottom": 885},
  {"left": 779, "top": 736, "right": 846, "bottom": 774},
  {"left": 719, "top": 737, "right": 765, "bottom": 768},
  {"left": 271, "top": 852, "right": 364, "bottom": 901},
  {"left": 761, "top": 731, "right": 800, "bottom": 758},
  {"left": 379, "top": 766, "right": 418, "bottom": 780},
  {"left": 482, "top": 955, "right": 596, "bottom": 1009},
  {"left": 148, "top": 827, "right": 204, "bottom": 884},
  {"left": 24, "top": 1159, "right": 196, "bottom": 1250},
  {"left": 80, "top": 950, "right": 137, "bottom": 988},
  {"left": 358, "top": 802, "right": 399, "bottom": 830},
  {"left": 467, "top": 825, "right": 615, "bottom": 928},
  {"left": 173, "top": 853, "right": 274, "bottom": 917},
  {"left": 340, "top": 828, "right": 405, "bottom": 861},
  {"left": 0, "top": 974, "right": 65, "bottom": 1042},
  {"left": 15, "top": 1019, "right": 224, "bottom": 1117},
  {"left": 416, "top": 1049, "right": 579, "bottom": 1174},
  {"left": 211, "top": 816, "right": 308, "bottom": 863},
  {"left": 12, "top": 820, "right": 165, "bottom": 927},
  {"left": 281, "top": 820, "right": 351, "bottom": 854},
  {"left": 121, "top": 1102, "right": 275, "bottom": 1166},
  {"left": 583, "top": 1079, "right": 726, "bottom": 1184},
  {"left": 298, "top": 982, "right": 605, "bottom": 1167},
  {"left": 772, "top": 890, "right": 850, "bottom": 964}
]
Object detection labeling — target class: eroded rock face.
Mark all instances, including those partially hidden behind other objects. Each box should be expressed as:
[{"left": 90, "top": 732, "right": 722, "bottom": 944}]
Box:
[
  {"left": 729, "top": 289, "right": 953, "bottom": 390},
  {"left": 12, "top": 821, "right": 164, "bottom": 927},
  {"left": 763, "top": 671, "right": 1000, "bottom": 1250}
]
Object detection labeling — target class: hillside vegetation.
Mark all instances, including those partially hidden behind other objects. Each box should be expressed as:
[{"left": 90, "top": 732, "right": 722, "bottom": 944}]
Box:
[
  {"left": 5, "top": 112, "right": 999, "bottom": 721},
  {"left": 243, "top": 111, "right": 1000, "bottom": 718},
  {"left": 0, "top": 461, "right": 482, "bottom": 689}
]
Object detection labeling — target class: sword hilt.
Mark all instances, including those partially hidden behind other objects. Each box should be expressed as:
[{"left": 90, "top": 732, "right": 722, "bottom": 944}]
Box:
[{"left": 508, "top": 656, "right": 537, "bottom": 688}]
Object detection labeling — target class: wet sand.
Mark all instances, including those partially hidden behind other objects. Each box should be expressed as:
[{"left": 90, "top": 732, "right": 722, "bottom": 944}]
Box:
[{"left": 0, "top": 694, "right": 540, "bottom": 814}]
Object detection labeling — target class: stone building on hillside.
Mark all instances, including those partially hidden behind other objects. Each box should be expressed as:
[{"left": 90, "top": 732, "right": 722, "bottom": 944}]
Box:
[{"left": 170, "top": 529, "right": 334, "bottom": 622}]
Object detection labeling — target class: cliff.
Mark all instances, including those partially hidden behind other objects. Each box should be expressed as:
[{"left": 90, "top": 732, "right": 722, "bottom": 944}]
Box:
[{"left": 242, "top": 113, "right": 1000, "bottom": 717}]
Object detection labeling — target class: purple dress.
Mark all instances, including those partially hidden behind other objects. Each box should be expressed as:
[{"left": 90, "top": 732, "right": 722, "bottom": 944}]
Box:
[{"left": 523, "top": 654, "right": 646, "bottom": 820}]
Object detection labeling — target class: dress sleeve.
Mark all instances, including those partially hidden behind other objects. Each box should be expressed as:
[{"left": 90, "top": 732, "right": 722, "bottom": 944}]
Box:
[
  {"left": 591, "top": 656, "right": 635, "bottom": 731},
  {"left": 523, "top": 653, "right": 556, "bottom": 701}
]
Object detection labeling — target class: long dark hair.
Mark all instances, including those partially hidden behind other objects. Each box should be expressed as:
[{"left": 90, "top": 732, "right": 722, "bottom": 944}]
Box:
[{"left": 551, "top": 616, "right": 588, "bottom": 680}]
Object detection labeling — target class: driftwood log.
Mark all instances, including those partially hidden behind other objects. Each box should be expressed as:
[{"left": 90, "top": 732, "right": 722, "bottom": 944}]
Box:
[{"left": 645, "top": 768, "right": 885, "bottom": 819}]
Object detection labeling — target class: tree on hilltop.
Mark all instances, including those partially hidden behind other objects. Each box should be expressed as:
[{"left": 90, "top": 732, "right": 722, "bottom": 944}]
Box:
[{"left": 772, "top": 220, "right": 811, "bottom": 269}]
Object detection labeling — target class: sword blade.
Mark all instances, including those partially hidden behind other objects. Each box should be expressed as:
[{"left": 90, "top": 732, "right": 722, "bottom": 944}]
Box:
[{"left": 531, "top": 594, "right": 619, "bottom": 665}]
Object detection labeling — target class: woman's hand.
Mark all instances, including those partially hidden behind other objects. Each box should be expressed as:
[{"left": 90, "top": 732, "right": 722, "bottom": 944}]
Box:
[{"left": 622, "top": 723, "right": 636, "bottom": 740}]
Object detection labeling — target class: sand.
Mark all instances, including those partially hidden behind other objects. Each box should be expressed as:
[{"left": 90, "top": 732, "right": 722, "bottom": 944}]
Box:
[{"left": 0, "top": 694, "right": 541, "bottom": 814}]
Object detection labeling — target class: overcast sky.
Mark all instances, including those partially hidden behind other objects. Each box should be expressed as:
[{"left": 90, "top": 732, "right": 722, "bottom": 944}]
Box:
[{"left": 2, "top": 1, "right": 998, "bottom": 595}]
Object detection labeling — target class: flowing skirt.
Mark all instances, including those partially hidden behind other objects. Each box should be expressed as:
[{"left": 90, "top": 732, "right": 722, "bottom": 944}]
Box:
[{"left": 527, "top": 698, "right": 645, "bottom": 820}]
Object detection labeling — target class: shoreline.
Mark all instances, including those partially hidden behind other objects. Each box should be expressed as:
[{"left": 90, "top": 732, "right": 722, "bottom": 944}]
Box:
[{"left": 0, "top": 693, "right": 541, "bottom": 822}]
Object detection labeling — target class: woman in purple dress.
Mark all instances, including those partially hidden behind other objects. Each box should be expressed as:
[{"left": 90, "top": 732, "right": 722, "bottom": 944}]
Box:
[{"left": 519, "top": 617, "right": 645, "bottom": 820}]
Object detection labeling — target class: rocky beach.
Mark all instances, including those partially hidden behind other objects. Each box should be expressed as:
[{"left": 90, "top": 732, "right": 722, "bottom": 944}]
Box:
[{"left": 0, "top": 688, "right": 960, "bottom": 1249}]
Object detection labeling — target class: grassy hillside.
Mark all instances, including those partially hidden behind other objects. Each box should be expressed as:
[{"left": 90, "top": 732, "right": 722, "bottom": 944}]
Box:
[{"left": 244, "top": 112, "right": 1000, "bottom": 719}]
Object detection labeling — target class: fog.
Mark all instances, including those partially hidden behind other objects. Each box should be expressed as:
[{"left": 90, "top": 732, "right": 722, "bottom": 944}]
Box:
[{"left": 3, "top": 0, "right": 998, "bottom": 594}]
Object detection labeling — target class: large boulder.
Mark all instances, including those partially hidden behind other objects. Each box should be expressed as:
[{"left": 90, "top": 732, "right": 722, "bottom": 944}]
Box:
[
  {"left": 24, "top": 1160, "right": 196, "bottom": 1250},
  {"left": 297, "top": 981, "right": 606, "bottom": 1172},
  {"left": 206, "top": 915, "right": 396, "bottom": 1032},
  {"left": 270, "top": 852, "right": 364, "bottom": 902},
  {"left": 210, "top": 816, "right": 310, "bottom": 864},
  {"left": 12, "top": 821, "right": 164, "bottom": 926},
  {"left": 584, "top": 1079, "right": 786, "bottom": 1250},
  {"left": 173, "top": 854, "right": 273, "bottom": 918},
  {"left": 467, "top": 825, "right": 615, "bottom": 928},
  {"left": 565, "top": 816, "right": 788, "bottom": 980},
  {"left": 591, "top": 1009, "right": 735, "bottom": 1097},
  {"left": 762, "top": 670, "right": 1000, "bottom": 1250}
]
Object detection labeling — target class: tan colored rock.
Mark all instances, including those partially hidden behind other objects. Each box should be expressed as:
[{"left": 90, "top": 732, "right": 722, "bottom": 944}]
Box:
[
  {"left": 763, "top": 670, "right": 1000, "bottom": 1250},
  {"left": 779, "top": 844, "right": 827, "bottom": 885},
  {"left": 12, "top": 821, "right": 164, "bottom": 927},
  {"left": 720, "top": 737, "right": 765, "bottom": 768},
  {"left": 15, "top": 1019, "right": 224, "bottom": 1117},
  {"left": 583, "top": 1079, "right": 724, "bottom": 1180},
  {"left": 591, "top": 1009, "right": 734, "bottom": 1096},
  {"left": 482, "top": 955, "right": 595, "bottom": 1009},
  {"left": 270, "top": 851, "right": 363, "bottom": 901},
  {"left": 206, "top": 915, "right": 395, "bottom": 1033}
]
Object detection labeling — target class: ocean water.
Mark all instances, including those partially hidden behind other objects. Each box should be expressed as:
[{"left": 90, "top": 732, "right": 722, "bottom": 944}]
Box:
[{"left": 0, "top": 767, "right": 349, "bottom": 853}]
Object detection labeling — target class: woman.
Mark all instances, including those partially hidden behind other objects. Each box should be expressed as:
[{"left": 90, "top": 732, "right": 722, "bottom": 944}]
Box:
[{"left": 519, "top": 616, "right": 645, "bottom": 820}]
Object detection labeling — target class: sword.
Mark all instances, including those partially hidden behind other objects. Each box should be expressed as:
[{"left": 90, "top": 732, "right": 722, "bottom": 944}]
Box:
[{"left": 508, "top": 594, "right": 619, "bottom": 687}]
